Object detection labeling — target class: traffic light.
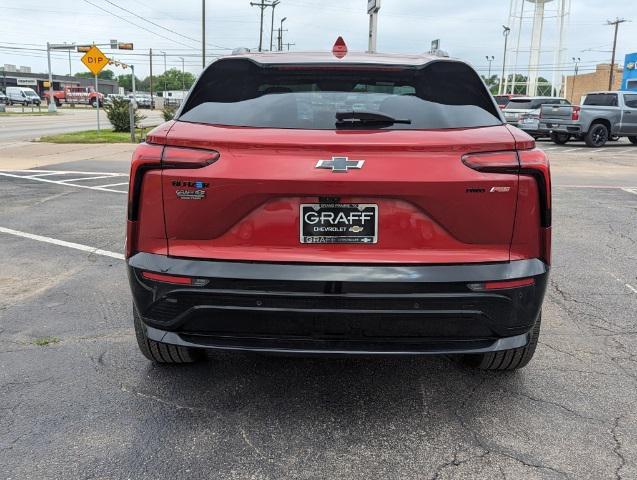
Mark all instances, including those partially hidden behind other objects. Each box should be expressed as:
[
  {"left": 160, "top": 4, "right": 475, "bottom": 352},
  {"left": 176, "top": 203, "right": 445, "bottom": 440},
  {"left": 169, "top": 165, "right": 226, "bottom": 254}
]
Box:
[
  {"left": 118, "top": 43, "right": 134, "bottom": 50},
  {"left": 77, "top": 45, "right": 92, "bottom": 53}
]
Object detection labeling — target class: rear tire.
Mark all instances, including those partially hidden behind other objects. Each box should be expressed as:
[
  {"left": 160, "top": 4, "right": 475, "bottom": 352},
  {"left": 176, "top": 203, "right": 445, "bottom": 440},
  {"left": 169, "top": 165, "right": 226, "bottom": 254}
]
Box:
[
  {"left": 585, "top": 123, "right": 609, "bottom": 148},
  {"left": 550, "top": 132, "right": 570, "bottom": 145},
  {"left": 462, "top": 313, "right": 541, "bottom": 371},
  {"left": 628, "top": 136, "right": 637, "bottom": 145},
  {"left": 133, "top": 304, "right": 204, "bottom": 364}
]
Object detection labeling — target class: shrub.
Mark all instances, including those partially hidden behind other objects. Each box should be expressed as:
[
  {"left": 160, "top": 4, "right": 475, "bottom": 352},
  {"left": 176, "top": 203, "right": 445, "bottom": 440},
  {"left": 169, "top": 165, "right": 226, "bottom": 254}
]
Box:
[
  {"left": 105, "top": 98, "right": 145, "bottom": 132},
  {"left": 162, "top": 105, "right": 177, "bottom": 122}
]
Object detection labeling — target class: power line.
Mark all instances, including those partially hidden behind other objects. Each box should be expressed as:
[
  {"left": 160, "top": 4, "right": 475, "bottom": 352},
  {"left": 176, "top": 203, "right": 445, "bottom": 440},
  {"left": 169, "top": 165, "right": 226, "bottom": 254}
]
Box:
[
  {"left": 99, "top": 0, "right": 231, "bottom": 50},
  {"left": 80, "top": 0, "right": 198, "bottom": 50}
]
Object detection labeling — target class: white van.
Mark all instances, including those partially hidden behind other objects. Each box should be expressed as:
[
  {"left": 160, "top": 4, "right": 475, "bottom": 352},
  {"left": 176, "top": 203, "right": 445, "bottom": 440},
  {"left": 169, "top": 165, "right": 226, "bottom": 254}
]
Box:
[{"left": 6, "top": 87, "right": 41, "bottom": 106}]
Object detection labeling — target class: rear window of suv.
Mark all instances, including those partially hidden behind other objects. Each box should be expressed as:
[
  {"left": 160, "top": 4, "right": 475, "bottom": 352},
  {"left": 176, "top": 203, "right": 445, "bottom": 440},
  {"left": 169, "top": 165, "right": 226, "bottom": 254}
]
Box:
[
  {"left": 505, "top": 98, "right": 566, "bottom": 110},
  {"left": 583, "top": 93, "right": 618, "bottom": 106},
  {"left": 179, "top": 59, "right": 501, "bottom": 130}
]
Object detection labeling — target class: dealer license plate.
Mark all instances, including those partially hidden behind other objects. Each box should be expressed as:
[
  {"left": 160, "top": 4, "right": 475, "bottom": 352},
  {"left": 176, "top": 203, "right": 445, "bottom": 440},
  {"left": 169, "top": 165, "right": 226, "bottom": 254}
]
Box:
[{"left": 300, "top": 203, "right": 378, "bottom": 244}]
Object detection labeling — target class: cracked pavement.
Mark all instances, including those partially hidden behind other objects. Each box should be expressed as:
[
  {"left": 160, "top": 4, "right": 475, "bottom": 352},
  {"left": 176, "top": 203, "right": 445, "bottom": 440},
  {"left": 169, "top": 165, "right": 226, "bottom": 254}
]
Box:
[{"left": 0, "top": 140, "right": 636, "bottom": 479}]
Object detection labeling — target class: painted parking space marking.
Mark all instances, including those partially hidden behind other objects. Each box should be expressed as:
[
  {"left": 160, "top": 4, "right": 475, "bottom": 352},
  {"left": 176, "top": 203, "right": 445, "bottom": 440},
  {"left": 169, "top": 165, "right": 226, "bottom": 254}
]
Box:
[
  {"left": 621, "top": 188, "right": 637, "bottom": 195},
  {"left": 0, "top": 169, "right": 129, "bottom": 193},
  {"left": 0, "top": 226, "right": 124, "bottom": 260}
]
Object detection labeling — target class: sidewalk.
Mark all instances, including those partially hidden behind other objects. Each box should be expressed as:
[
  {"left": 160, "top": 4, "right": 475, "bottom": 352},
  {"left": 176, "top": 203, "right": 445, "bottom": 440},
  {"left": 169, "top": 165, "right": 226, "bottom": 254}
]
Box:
[{"left": 0, "top": 141, "right": 136, "bottom": 170}]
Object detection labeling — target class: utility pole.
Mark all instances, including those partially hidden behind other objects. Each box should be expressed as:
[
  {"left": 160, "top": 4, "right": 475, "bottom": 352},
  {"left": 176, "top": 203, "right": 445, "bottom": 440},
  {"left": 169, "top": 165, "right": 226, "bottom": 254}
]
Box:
[
  {"left": 498, "top": 25, "right": 511, "bottom": 95},
  {"left": 284, "top": 42, "right": 295, "bottom": 51},
  {"left": 367, "top": 0, "right": 381, "bottom": 53},
  {"left": 250, "top": 0, "right": 276, "bottom": 52},
  {"left": 269, "top": 0, "right": 280, "bottom": 51},
  {"left": 202, "top": 0, "right": 206, "bottom": 68},
  {"left": 149, "top": 48, "right": 154, "bottom": 109},
  {"left": 68, "top": 50, "right": 72, "bottom": 77},
  {"left": 607, "top": 18, "right": 627, "bottom": 90}
]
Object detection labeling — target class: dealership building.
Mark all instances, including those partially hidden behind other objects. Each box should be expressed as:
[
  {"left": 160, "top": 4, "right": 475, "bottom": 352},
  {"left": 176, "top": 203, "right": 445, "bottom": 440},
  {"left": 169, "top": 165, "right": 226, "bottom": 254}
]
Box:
[
  {"left": 1, "top": 64, "right": 119, "bottom": 96},
  {"left": 621, "top": 52, "right": 637, "bottom": 91}
]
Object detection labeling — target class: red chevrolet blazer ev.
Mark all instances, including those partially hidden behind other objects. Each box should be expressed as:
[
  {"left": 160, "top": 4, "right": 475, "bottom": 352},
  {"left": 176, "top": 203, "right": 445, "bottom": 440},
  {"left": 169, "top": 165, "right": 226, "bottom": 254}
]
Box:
[{"left": 126, "top": 42, "right": 551, "bottom": 370}]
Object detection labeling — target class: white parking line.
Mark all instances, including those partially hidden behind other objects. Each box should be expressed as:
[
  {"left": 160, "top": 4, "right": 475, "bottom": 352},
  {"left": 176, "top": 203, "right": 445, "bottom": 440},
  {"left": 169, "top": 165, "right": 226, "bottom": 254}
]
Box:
[
  {"left": 626, "top": 284, "right": 637, "bottom": 295},
  {"left": 0, "top": 226, "right": 124, "bottom": 260},
  {"left": 95, "top": 182, "right": 129, "bottom": 188},
  {"left": 58, "top": 175, "right": 118, "bottom": 183},
  {"left": 621, "top": 188, "right": 637, "bottom": 195},
  {"left": 0, "top": 170, "right": 128, "bottom": 194},
  {"left": 0, "top": 169, "right": 126, "bottom": 176}
]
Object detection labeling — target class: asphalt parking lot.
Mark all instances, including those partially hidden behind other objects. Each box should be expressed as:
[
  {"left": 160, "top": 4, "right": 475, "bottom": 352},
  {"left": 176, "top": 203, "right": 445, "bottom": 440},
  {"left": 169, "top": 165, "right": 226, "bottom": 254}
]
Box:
[{"left": 0, "top": 137, "right": 636, "bottom": 479}]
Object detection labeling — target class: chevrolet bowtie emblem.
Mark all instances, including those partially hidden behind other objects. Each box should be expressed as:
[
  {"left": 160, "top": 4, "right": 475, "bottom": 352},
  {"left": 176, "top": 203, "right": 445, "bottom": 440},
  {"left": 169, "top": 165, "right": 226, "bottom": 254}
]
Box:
[{"left": 315, "top": 156, "right": 365, "bottom": 173}]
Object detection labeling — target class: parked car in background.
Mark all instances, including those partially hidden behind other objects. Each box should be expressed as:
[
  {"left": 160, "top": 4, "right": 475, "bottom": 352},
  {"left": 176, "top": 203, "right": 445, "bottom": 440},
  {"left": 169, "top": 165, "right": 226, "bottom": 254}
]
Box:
[
  {"left": 105, "top": 93, "right": 126, "bottom": 105},
  {"left": 43, "top": 86, "right": 104, "bottom": 108},
  {"left": 493, "top": 94, "right": 522, "bottom": 110},
  {"left": 503, "top": 96, "right": 570, "bottom": 128},
  {"left": 0, "top": 91, "right": 8, "bottom": 105},
  {"left": 6, "top": 87, "right": 41, "bottom": 106},
  {"left": 128, "top": 93, "right": 154, "bottom": 108},
  {"left": 539, "top": 91, "right": 637, "bottom": 147},
  {"left": 127, "top": 45, "right": 551, "bottom": 370}
]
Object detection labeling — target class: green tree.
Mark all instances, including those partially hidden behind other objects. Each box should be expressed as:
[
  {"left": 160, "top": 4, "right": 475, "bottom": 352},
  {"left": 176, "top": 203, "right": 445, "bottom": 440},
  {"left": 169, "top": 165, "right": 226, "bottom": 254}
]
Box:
[
  {"left": 117, "top": 74, "right": 142, "bottom": 92},
  {"left": 153, "top": 68, "right": 196, "bottom": 93},
  {"left": 481, "top": 74, "right": 500, "bottom": 94},
  {"left": 74, "top": 69, "right": 115, "bottom": 80}
]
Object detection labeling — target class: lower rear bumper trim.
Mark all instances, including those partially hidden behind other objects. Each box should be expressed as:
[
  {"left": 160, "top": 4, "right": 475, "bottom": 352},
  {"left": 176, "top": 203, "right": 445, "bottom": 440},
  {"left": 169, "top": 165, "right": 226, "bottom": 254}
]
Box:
[{"left": 146, "top": 325, "right": 530, "bottom": 355}]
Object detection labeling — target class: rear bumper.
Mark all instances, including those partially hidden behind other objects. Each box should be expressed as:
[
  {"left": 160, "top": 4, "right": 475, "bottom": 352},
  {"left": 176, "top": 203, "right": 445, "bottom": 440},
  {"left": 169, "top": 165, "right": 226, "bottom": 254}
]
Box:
[
  {"left": 539, "top": 122, "right": 582, "bottom": 134},
  {"left": 128, "top": 253, "right": 548, "bottom": 355}
]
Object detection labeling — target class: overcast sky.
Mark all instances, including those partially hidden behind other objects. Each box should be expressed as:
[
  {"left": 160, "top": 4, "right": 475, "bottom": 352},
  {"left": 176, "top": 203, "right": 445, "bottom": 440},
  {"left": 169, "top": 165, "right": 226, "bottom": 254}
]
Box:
[{"left": 1, "top": 0, "right": 636, "bottom": 81}]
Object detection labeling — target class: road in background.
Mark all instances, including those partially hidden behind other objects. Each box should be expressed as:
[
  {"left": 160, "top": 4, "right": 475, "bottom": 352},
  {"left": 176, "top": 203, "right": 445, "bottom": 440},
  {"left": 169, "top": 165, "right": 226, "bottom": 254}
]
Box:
[
  {"left": 0, "top": 107, "right": 164, "bottom": 141},
  {"left": 0, "top": 140, "right": 635, "bottom": 479}
]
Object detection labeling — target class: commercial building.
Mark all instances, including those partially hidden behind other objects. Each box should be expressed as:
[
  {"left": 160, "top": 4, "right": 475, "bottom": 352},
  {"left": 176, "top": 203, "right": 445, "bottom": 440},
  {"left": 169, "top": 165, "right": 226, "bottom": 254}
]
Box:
[
  {"left": 563, "top": 63, "right": 623, "bottom": 104},
  {"left": 1, "top": 65, "right": 119, "bottom": 96},
  {"left": 564, "top": 63, "right": 623, "bottom": 105},
  {"left": 621, "top": 53, "right": 637, "bottom": 91}
]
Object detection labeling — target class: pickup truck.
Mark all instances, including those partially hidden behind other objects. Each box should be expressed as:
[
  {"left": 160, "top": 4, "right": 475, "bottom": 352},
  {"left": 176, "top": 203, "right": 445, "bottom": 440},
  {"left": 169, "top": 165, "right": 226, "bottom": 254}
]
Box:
[
  {"left": 539, "top": 91, "right": 637, "bottom": 147},
  {"left": 43, "top": 86, "right": 104, "bottom": 108}
]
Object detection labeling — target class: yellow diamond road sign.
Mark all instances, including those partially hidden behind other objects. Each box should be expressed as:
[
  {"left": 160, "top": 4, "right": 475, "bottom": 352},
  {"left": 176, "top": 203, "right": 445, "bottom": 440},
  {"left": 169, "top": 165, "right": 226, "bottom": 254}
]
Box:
[{"left": 81, "top": 45, "right": 109, "bottom": 76}]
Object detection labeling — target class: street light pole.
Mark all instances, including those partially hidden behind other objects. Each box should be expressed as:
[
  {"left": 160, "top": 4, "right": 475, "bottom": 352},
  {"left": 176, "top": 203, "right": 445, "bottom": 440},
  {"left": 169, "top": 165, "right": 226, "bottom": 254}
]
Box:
[
  {"left": 498, "top": 25, "right": 511, "bottom": 95},
  {"left": 571, "top": 57, "right": 580, "bottom": 103},
  {"left": 160, "top": 51, "right": 167, "bottom": 94},
  {"left": 486, "top": 55, "right": 495, "bottom": 79},
  {"left": 179, "top": 57, "right": 185, "bottom": 100},
  {"left": 46, "top": 43, "right": 57, "bottom": 113},
  {"left": 279, "top": 17, "right": 287, "bottom": 51}
]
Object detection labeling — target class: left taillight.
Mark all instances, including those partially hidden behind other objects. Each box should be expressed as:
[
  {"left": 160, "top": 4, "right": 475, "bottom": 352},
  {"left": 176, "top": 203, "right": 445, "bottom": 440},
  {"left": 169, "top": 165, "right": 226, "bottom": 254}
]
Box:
[{"left": 126, "top": 143, "right": 219, "bottom": 258}]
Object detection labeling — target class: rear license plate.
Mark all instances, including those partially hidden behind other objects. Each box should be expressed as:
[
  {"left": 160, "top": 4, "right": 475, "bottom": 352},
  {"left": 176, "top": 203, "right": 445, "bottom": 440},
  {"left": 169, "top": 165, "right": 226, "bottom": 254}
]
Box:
[{"left": 300, "top": 203, "right": 377, "bottom": 244}]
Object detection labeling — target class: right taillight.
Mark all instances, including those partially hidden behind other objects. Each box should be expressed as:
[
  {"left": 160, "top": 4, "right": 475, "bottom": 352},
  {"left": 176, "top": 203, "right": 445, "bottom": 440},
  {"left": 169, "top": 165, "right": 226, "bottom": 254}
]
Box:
[{"left": 571, "top": 105, "right": 580, "bottom": 121}]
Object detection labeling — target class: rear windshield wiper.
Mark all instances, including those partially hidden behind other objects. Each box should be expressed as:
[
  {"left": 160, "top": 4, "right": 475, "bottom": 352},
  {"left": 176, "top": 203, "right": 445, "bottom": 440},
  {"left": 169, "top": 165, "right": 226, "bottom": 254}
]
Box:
[{"left": 335, "top": 111, "right": 412, "bottom": 128}]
